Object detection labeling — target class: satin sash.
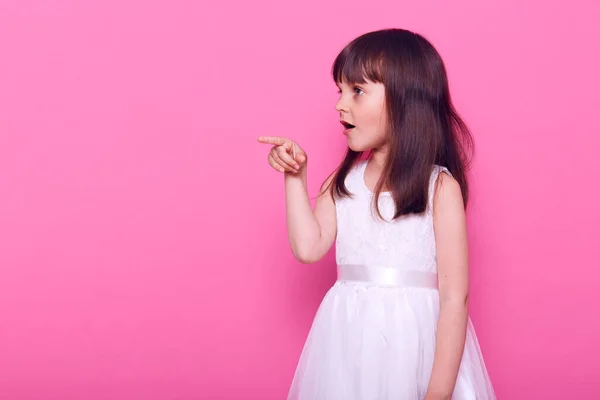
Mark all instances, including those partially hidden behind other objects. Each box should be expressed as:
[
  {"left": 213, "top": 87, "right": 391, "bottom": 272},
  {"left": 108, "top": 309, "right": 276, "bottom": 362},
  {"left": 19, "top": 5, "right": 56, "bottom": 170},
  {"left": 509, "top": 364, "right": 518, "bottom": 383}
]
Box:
[{"left": 337, "top": 264, "right": 438, "bottom": 289}]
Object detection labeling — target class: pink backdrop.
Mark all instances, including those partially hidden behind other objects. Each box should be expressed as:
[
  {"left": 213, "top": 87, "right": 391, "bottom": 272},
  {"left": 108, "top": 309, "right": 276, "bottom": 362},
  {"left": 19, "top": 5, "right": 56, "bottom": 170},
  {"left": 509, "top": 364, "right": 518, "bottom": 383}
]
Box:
[{"left": 1, "top": 1, "right": 599, "bottom": 399}]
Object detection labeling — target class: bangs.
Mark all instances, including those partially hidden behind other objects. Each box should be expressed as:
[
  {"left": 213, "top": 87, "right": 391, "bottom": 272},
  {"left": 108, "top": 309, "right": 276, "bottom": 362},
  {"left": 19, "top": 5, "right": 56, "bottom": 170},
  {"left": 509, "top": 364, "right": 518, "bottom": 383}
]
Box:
[{"left": 332, "top": 43, "right": 384, "bottom": 85}]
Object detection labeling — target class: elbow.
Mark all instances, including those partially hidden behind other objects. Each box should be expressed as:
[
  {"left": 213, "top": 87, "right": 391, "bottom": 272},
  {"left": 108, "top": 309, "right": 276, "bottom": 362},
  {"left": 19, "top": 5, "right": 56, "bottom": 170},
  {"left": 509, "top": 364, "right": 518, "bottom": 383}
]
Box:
[
  {"left": 293, "top": 249, "right": 319, "bottom": 264},
  {"left": 291, "top": 244, "right": 321, "bottom": 264},
  {"left": 440, "top": 291, "right": 469, "bottom": 309}
]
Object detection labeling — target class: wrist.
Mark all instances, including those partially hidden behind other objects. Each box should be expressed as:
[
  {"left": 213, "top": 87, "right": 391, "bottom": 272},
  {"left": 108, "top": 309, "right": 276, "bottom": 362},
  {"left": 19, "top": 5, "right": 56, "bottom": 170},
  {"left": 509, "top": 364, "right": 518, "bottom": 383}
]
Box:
[{"left": 285, "top": 165, "right": 307, "bottom": 179}]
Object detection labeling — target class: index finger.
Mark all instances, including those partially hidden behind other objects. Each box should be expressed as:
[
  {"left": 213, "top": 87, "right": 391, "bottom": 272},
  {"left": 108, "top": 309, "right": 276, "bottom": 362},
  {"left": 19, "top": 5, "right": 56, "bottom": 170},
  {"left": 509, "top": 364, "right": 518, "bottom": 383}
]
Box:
[{"left": 257, "top": 136, "right": 288, "bottom": 146}]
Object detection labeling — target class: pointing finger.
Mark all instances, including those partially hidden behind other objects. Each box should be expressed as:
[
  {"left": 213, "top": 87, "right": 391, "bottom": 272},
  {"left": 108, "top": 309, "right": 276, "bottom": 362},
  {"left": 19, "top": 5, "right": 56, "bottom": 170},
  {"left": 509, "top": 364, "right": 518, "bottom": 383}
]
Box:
[{"left": 257, "top": 136, "right": 288, "bottom": 146}]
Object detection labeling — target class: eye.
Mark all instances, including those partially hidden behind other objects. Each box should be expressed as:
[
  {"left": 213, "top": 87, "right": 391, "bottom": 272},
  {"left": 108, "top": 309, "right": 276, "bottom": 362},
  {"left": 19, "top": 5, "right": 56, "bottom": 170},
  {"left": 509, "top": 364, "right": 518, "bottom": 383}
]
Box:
[{"left": 353, "top": 87, "right": 364, "bottom": 95}]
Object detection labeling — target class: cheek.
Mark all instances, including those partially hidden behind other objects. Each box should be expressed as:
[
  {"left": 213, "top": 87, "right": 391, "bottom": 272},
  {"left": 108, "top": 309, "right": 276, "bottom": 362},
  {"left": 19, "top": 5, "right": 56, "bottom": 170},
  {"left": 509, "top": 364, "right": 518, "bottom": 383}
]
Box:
[
  {"left": 362, "top": 100, "right": 385, "bottom": 124},
  {"left": 365, "top": 108, "right": 387, "bottom": 135}
]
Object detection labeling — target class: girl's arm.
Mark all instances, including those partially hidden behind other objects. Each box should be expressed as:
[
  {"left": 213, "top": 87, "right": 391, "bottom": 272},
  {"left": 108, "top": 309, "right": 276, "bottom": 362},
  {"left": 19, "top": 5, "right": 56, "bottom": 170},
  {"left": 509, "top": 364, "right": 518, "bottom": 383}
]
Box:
[
  {"left": 257, "top": 135, "right": 337, "bottom": 264},
  {"left": 284, "top": 164, "right": 337, "bottom": 264},
  {"left": 425, "top": 172, "right": 470, "bottom": 400}
]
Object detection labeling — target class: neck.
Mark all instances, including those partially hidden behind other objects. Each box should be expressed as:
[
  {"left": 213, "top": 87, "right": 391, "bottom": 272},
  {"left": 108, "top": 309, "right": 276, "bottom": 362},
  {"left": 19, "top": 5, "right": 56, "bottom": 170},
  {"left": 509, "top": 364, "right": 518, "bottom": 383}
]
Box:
[{"left": 368, "top": 146, "right": 389, "bottom": 170}]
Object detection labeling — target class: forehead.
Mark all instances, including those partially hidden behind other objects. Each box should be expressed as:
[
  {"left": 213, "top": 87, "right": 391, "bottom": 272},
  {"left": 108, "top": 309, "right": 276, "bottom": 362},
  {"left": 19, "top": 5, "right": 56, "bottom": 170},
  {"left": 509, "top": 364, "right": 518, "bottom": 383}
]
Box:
[
  {"left": 333, "top": 50, "right": 383, "bottom": 86},
  {"left": 336, "top": 78, "right": 373, "bottom": 88}
]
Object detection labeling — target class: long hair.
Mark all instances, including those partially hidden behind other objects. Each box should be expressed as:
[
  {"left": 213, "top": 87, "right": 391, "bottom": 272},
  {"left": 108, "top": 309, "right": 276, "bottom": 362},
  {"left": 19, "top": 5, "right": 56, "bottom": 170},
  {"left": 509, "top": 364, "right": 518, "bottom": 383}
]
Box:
[{"left": 327, "top": 28, "right": 474, "bottom": 220}]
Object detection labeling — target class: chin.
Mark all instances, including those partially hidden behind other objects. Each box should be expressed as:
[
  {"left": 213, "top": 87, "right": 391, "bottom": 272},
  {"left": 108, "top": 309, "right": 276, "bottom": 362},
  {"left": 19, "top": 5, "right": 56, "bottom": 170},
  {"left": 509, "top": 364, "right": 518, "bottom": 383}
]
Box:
[{"left": 347, "top": 139, "right": 372, "bottom": 153}]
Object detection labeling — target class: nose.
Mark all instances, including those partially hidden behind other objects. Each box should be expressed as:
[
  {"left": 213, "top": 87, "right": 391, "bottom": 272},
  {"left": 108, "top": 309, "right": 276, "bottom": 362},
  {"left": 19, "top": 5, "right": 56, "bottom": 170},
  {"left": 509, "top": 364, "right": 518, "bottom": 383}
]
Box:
[{"left": 335, "top": 98, "right": 348, "bottom": 113}]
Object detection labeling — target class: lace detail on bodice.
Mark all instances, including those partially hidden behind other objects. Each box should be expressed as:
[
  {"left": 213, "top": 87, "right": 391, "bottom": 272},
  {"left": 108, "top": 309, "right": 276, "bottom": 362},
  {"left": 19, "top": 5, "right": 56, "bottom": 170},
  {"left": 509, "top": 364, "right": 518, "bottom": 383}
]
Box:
[{"left": 334, "top": 160, "right": 450, "bottom": 273}]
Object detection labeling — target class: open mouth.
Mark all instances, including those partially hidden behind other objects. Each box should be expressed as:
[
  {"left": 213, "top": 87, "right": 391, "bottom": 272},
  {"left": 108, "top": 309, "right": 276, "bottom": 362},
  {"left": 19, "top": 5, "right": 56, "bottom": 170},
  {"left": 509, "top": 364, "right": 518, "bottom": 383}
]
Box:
[{"left": 341, "top": 121, "right": 355, "bottom": 129}]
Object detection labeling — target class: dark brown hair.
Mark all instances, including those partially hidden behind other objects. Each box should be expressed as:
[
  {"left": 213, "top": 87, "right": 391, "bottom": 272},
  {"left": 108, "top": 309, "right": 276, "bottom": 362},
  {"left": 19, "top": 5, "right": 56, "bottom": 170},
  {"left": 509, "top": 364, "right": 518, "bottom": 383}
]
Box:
[{"left": 326, "top": 28, "right": 474, "bottom": 220}]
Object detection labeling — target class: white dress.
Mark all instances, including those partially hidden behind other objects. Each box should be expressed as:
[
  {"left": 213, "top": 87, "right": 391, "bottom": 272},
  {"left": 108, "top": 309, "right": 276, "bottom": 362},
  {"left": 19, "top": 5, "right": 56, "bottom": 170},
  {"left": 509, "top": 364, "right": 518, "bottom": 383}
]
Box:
[{"left": 288, "top": 160, "right": 496, "bottom": 400}]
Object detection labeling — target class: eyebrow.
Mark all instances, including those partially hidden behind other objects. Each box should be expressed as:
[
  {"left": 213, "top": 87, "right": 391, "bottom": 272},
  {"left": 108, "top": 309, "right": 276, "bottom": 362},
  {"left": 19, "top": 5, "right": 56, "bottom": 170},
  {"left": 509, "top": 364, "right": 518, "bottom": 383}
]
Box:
[{"left": 336, "top": 82, "right": 353, "bottom": 89}]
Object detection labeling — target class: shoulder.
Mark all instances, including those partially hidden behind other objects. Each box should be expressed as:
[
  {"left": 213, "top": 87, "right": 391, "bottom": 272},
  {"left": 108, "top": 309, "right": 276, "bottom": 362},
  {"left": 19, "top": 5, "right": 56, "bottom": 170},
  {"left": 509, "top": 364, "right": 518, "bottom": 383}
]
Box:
[
  {"left": 431, "top": 165, "right": 455, "bottom": 190},
  {"left": 432, "top": 167, "right": 464, "bottom": 217}
]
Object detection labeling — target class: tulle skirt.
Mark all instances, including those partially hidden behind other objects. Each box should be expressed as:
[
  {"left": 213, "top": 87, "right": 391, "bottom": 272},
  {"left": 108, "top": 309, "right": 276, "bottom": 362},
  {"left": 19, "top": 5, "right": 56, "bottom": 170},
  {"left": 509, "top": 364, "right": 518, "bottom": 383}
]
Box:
[{"left": 288, "top": 281, "right": 496, "bottom": 400}]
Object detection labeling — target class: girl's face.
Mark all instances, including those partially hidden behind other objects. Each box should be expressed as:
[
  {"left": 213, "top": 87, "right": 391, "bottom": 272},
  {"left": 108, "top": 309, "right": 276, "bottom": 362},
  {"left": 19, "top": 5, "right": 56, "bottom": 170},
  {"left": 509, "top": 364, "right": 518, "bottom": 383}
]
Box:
[{"left": 335, "top": 79, "right": 388, "bottom": 152}]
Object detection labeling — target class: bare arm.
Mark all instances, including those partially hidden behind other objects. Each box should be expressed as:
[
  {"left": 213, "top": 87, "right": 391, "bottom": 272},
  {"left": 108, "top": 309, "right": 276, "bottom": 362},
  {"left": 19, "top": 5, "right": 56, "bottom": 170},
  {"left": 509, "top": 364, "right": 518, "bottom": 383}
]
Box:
[
  {"left": 284, "top": 167, "right": 337, "bottom": 263},
  {"left": 425, "top": 172, "right": 470, "bottom": 400},
  {"left": 258, "top": 136, "right": 337, "bottom": 264}
]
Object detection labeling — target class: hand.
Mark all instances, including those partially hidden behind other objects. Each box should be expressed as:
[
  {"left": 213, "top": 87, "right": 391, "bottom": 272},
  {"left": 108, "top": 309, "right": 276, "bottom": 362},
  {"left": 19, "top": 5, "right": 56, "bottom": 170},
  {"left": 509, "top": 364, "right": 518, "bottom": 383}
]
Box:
[{"left": 257, "top": 136, "right": 307, "bottom": 174}]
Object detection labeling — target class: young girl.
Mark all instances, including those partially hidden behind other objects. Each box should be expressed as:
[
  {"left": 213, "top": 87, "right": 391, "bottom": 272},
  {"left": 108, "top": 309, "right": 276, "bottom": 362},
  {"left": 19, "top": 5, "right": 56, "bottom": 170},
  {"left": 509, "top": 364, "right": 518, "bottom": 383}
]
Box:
[{"left": 258, "top": 28, "right": 496, "bottom": 400}]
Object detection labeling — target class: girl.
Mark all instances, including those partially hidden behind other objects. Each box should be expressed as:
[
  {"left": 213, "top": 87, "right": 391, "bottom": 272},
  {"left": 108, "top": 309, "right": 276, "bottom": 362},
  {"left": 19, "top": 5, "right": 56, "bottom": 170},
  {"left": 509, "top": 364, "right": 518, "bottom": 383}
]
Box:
[{"left": 258, "top": 28, "right": 496, "bottom": 400}]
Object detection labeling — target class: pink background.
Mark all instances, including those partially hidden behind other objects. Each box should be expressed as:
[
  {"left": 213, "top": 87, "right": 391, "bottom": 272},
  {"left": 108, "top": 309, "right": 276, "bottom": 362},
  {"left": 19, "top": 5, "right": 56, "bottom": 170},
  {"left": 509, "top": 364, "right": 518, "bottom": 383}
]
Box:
[{"left": 1, "top": 0, "right": 599, "bottom": 399}]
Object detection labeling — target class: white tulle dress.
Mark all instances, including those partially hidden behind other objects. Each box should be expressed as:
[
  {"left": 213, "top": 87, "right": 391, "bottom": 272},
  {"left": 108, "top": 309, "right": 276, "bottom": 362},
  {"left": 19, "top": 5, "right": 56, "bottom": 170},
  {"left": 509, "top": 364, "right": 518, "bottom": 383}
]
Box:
[{"left": 288, "top": 160, "right": 496, "bottom": 400}]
